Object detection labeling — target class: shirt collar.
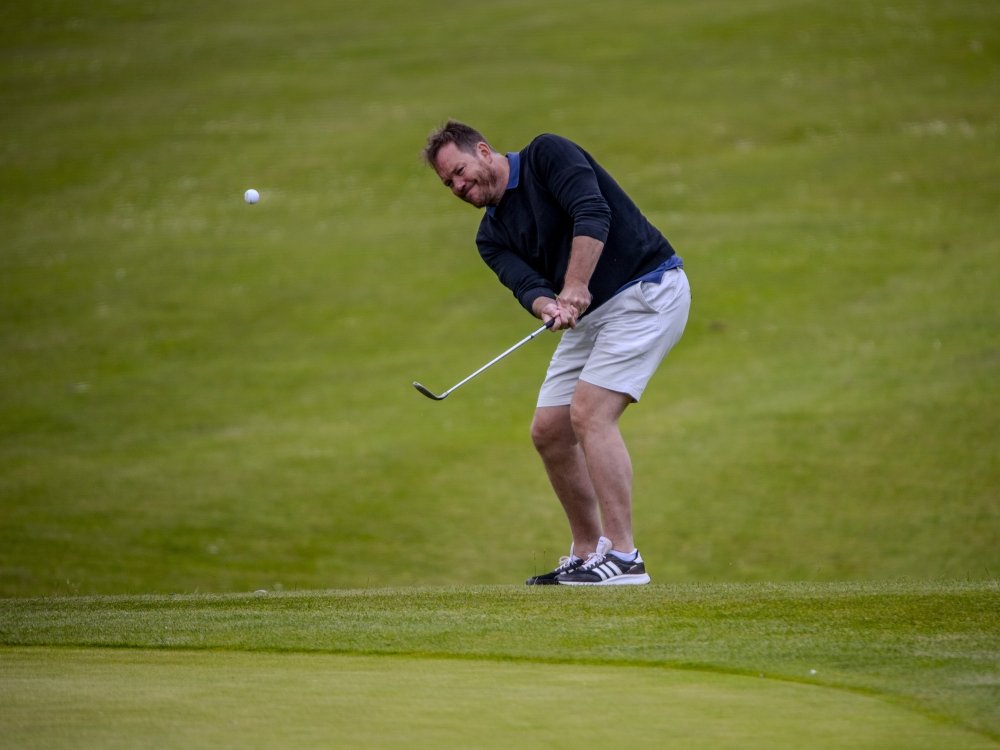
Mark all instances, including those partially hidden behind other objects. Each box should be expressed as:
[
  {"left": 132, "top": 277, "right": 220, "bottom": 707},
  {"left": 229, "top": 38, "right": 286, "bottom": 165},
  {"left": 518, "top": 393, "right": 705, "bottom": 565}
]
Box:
[
  {"left": 487, "top": 151, "right": 520, "bottom": 217},
  {"left": 505, "top": 151, "right": 520, "bottom": 190}
]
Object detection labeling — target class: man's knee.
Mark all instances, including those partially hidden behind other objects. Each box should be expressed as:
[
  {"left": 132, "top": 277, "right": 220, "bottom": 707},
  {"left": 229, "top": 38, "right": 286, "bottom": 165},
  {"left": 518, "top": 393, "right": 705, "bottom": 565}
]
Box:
[
  {"left": 569, "top": 383, "right": 630, "bottom": 439},
  {"left": 568, "top": 401, "right": 602, "bottom": 442},
  {"left": 531, "top": 407, "right": 574, "bottom": 454}
]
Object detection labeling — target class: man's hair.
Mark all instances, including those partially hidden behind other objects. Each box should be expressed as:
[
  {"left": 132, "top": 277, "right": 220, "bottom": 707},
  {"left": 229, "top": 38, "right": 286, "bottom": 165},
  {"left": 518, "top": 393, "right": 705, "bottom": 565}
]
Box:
[{"left": 422, "top": 120, "right": 491, "bottom": 167}]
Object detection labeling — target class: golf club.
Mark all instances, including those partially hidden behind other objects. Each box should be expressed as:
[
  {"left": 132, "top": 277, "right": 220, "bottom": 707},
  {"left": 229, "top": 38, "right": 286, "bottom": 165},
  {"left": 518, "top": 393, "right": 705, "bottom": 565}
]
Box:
[{"left": 413, "top": 318, "right": 555, "bottom": 401}]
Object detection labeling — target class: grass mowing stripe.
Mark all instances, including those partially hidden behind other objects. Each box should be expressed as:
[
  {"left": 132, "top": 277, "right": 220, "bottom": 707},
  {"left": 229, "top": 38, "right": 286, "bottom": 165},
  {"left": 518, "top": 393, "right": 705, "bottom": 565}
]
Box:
[
  {"left": 2, "top": 582, "right": 998, "bottom": 741},
  {"left": 2, "top": 647, "right": 997, "bottom": 750}
]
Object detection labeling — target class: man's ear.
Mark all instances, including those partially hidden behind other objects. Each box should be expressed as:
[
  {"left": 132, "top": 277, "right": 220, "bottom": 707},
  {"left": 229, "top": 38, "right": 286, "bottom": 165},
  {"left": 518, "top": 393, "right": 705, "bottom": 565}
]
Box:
[{"left": 477, "top": 141, "right": 493, "bottom": 160}]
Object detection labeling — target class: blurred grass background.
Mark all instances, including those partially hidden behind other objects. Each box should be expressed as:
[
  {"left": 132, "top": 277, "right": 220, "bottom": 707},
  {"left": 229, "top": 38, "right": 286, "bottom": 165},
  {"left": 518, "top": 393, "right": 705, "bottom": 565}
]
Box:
[{"left": 1, "top": 0, "right": 997, "bottom": 595}]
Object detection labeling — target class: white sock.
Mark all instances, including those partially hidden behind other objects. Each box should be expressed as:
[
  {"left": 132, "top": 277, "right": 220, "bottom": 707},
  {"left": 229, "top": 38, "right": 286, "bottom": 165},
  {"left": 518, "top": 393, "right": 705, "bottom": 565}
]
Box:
[{"left": 610, "top": 548, "right": 638, "bottom": 562}]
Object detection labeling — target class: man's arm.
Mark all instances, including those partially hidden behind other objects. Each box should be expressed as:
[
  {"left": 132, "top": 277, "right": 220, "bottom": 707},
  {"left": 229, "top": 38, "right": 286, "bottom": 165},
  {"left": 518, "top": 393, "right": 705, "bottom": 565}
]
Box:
[
  {"left": 529, "top": 136, "right": 611, "bottom": 329},
  {"left": 529, "top": 235, "right": 603, "bottom": 329},
  {"left": 479, "top": 238, "right": 557, "bottom": 315},
  {"left": 557, "top": 235, "right": 603, "bottom": 326}
]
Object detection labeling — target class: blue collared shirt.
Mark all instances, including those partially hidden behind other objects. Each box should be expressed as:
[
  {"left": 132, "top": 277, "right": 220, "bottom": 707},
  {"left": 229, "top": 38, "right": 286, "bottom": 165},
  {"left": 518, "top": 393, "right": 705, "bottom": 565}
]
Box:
[
  {"left": 615, "top": 255, "right": 684, "bottom": 294},
  {"left": 486, "top": 151, "right": 520, "bottom": 217}
]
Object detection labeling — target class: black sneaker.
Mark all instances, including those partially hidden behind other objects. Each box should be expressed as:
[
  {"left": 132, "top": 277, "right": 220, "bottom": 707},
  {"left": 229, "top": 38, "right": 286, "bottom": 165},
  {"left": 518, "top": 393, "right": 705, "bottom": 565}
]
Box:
[
  {"left": 525, "top": 545, "right": 585, "bottom": 585},
  {"left": 557, "top": 536, "right": 651, "bottom": 586}
]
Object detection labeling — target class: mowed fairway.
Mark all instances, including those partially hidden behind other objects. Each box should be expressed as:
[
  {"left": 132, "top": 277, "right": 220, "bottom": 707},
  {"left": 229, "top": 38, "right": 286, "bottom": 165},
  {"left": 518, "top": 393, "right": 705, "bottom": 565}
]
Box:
[{"left": 1, "top": 0, "right": 998, "bottom": 747}]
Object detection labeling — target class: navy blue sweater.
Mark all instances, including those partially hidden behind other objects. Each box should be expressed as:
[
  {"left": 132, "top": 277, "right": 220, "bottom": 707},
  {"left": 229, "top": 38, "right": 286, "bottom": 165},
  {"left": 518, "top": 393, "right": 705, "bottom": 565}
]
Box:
[{"left": 476, "top": 134, "right": 677, "bottom": 316}]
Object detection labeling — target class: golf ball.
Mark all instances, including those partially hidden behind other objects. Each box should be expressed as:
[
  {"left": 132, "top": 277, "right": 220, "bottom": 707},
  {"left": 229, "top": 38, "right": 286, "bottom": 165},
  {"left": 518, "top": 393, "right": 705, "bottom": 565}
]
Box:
[{"left": 244, "top": 188, "right": 260, "bottom": 204}]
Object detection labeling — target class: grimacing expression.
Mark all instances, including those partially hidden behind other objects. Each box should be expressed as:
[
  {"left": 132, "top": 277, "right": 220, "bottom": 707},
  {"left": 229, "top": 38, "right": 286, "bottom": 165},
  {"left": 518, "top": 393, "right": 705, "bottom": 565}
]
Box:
[{"left": 434, "top": 142, "right": 503, "bottom": 208}]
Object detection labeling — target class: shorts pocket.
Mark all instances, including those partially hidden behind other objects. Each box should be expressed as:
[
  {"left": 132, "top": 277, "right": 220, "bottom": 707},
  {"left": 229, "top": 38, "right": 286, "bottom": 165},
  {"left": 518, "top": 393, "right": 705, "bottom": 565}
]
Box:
[
  {"left": 635, "top": 271, "right": 689, "bottom": 314},
  {"left": 634, "top": 278, "right": 668, "bottom": 313}
]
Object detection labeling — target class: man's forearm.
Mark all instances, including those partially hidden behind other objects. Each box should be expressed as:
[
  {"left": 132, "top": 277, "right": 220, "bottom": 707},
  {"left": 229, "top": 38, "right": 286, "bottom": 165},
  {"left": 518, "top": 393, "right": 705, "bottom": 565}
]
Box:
[
  {"left": 565, "top": 236, "right": 604, "bottom": 287},
  {"left": 559, "top": 235, "right": 604, "bottom": 315}
]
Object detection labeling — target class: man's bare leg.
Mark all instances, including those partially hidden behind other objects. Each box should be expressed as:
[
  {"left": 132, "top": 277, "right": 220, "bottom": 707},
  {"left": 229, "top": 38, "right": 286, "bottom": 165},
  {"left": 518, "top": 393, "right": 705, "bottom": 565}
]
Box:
[
  {"left": 569, "top": 381, "right": 634, "bottom": 553},
  {"left": 531, "top": 405, "right": 603, "bottom": 555}
]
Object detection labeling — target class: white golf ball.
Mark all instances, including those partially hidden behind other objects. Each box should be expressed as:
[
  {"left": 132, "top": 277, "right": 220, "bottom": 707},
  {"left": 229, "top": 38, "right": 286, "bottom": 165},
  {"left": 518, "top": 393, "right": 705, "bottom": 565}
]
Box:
[{"left": 244, "top": 188, "right": 260, "bottom": 204}]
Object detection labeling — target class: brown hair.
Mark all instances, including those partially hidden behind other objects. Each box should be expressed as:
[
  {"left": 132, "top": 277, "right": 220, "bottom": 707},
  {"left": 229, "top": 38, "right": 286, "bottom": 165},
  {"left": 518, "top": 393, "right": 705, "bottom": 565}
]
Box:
[{"left": 422, "top": 120, "right": 491, "bottom": 167}]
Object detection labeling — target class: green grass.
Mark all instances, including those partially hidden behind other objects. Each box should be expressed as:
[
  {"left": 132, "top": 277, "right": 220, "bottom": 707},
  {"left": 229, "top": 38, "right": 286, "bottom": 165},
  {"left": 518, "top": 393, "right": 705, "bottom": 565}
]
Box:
[
  {"left": 2, "top": 582, "right": 998, "bottom": 747},
  {"left": 1, "top": 650, "right": 990, "bottom": 750},
  {"left": 2, "top": 0, "right": 998, "bottom": 595}
]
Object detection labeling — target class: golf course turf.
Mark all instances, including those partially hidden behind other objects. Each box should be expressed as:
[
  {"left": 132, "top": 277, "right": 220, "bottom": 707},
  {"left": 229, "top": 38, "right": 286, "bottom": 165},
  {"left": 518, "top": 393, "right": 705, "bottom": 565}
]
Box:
[
  {"left": 2, "top": 0, "right": 997, "bottom": 746},
  {"left": 2, "top": 582, "right": 998, "bottom": 747}
]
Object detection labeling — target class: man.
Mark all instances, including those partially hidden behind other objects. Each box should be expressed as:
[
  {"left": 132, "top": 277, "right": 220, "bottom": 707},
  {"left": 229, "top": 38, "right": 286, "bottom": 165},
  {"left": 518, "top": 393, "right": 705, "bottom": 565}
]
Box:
[{"left": 422, "top": 121, "right": 690, "bottom": 586}]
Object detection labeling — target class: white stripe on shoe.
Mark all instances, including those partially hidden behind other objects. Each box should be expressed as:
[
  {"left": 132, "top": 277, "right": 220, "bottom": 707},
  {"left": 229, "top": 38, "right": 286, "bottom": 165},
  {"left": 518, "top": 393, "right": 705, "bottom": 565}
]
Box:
[{"left": 596, "top": 562, "right": 621, "bottom": 580}]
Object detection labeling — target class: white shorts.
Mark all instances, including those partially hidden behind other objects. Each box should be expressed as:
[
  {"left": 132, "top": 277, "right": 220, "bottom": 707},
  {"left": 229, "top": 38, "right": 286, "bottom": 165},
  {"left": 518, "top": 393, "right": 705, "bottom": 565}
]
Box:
[{"left": 536, "top": 268, "right": 690, "bottom": 406}]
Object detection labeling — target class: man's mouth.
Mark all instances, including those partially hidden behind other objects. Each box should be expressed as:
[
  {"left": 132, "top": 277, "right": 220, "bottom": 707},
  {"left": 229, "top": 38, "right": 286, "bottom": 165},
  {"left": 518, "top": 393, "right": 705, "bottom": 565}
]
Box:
[{"left": 462, "top": 185, "right": 480, "bottom": 205}]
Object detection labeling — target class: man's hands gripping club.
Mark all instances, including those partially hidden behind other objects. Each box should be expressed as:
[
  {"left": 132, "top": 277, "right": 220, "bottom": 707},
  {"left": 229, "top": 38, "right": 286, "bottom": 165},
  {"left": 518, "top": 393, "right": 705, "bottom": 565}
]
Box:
[{"left": 534, "top": 236, "right": 603, "bottom": 330}]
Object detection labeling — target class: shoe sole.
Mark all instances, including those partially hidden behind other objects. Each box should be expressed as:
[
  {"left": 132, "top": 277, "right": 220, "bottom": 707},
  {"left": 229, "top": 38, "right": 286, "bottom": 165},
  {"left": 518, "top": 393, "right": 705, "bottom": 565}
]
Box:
[{"left": 558, "top": 573, "right": 651, "bottom": 586}]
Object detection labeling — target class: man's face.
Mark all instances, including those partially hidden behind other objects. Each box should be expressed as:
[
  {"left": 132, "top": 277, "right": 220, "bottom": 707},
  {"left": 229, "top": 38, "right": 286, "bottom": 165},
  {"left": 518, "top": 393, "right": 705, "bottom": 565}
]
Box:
[{"left": 433, "top": 142, "right": 503, "bottom": 209}]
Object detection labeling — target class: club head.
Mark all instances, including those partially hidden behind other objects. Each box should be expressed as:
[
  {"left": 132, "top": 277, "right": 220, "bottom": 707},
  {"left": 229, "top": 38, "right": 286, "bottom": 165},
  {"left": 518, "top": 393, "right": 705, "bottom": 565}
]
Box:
[{"left": 412, "top": 381, "right": 447, "bottom": 401}]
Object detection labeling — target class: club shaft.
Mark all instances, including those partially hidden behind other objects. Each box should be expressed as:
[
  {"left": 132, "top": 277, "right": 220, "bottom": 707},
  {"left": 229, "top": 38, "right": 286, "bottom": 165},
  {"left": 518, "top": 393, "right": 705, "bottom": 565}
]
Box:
[{"left": 440, "top": 322, "right": 551, "bottom": 397}]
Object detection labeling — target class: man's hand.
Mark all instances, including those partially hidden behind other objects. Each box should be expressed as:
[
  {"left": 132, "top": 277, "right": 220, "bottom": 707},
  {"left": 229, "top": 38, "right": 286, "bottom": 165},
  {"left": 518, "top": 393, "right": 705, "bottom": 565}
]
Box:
[
  {"left": 533, "top": 296, "right": 575, "bottom": 331},
  {"left": 533, "top": 235, "right": 603, "bottom": 330},
  {"left": 554, "top": 235, "right": 603, "bottom": 328},
  {"left": 556, "top": 280, "right": 592, "bottom": 327}
]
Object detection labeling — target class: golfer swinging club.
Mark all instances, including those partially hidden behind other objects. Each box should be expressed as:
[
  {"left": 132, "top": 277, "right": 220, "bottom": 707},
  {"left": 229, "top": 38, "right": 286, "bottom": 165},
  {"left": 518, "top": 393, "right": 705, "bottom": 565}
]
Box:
[{"left": 423, "top": 121, "right": 690, "bottom": 585}]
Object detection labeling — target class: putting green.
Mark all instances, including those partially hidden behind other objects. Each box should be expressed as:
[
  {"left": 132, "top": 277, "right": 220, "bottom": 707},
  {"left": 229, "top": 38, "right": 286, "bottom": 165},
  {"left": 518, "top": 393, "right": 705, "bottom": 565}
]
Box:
[{"left": 0, "top": 648, "right": 992, "bottom": 749}]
